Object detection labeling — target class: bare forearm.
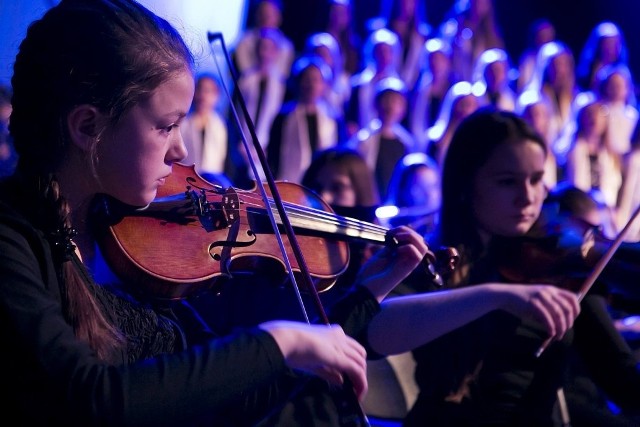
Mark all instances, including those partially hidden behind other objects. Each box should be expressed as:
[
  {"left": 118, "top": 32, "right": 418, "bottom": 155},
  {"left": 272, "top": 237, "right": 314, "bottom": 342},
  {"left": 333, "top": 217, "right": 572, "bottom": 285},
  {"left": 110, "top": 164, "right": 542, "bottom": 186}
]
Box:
[
  {"left": 367, "top": 284, "right": 506, "bottom": 355},
  {"left": 367, "top": 282, "right": 580, "bottom": 355}
]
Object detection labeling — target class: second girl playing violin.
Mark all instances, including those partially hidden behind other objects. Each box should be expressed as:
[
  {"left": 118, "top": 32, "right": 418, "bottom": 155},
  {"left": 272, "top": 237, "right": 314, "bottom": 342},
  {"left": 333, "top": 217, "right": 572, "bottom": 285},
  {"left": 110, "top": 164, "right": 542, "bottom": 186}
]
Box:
[{"left": 401, "top": 108, "right": 640, "bottom": 427}]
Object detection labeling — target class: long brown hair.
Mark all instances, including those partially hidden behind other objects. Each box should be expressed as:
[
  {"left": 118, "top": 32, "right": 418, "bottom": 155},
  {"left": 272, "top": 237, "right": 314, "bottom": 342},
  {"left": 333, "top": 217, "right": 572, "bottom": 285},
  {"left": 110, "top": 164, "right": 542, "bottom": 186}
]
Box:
[
  {"left": 9, "top": 0, "right": 194, "bottom": 361},
  {"left": 435, "top": 107, "right": 547, "bottom": 285}
]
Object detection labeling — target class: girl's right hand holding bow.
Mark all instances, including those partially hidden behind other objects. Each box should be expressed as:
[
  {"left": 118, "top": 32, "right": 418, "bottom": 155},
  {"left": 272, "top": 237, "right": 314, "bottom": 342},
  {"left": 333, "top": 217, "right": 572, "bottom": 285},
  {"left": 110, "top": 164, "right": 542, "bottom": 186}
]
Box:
[
  {"left": 493, "top": 283, "right": 581, "bottom": 341},
  {"left": 259, "top": 321, "right": 368, "bottom": 400}
]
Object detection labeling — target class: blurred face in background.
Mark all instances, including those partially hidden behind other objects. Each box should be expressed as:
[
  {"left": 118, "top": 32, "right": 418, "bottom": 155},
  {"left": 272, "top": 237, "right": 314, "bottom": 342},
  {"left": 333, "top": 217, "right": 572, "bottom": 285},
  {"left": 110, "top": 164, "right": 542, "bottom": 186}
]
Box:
[
  {"left": 603, "top": 71, "right": 628, "bottom": 103},
  {"left": 534, "top": 21, "right": 556, "bottom": 48},
  {"left": 255, "top": 1, "right": 281, "bottom": 28},
  {"left": 376, "top": 90, "right": 407, "bottom": 125},
  {"left": 579, "top": 102, "right": 608, "bottom": 137},
  {"left": 599, "top": 35, "right": 622, "bottom": 64},
  {"left": 312, "top": 163, "right": 357, "bottom": 207},
  {"left": 193, "top": 76, "right": 219, "bottom": 114},
  {"left": 405, "top": 165, "right": 441, "bottom": 213},
  {"left": 548, "top": 52, "right": 574, "bottom": 89},
  {"left": 298, "top": 65, "right": 327, "bottom": 104},
  {"left": 328, "top": 3, "right": 350, "bottom": 32},
  {"left": 373, "top": 43, "right": 395, "bottom": 72},
  {"left": 485, "top": 60, "right": 508, "bottom": 92},
  {"left": 429, "top": 50, "right": 451, "bottom": 79},
  {"left": 471, "top": 0, "right": 492, "bottom": 18},
  {"left": 522, "top": 102, "right": 551, "bottom": 141},
  {"left": 0, "top": 102, "right": 10, "bottom": 129}
]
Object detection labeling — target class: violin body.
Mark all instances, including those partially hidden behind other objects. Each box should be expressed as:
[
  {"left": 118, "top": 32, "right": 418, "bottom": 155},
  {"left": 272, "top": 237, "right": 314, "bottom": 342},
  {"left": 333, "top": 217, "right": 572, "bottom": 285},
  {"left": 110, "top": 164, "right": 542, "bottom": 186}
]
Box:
[
  {"left": 495, "top": 213, "right": 640, "bottom": 296},
  {"left": 92, "top": 163, "right": 349, "bottom": 299}
]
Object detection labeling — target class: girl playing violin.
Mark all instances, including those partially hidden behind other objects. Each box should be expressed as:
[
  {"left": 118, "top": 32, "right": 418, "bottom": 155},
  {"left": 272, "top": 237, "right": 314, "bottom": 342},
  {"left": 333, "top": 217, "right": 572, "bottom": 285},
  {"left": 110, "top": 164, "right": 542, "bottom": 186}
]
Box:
[
  {"left": 401, "top": 107, "right": 640, "bottom": 427},
  {"left": 0, "top": 1, "right": 375, "bottom": 425}
]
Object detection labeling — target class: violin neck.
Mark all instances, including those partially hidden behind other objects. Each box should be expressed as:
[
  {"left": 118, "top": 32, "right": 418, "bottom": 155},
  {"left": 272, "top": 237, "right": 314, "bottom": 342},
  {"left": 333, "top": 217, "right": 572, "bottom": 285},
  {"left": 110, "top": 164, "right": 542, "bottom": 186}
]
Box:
[
  {"left": 268, "top": 201, "right": 389, "bottom": 245},
  {"left": 150, "top": 190, "right": 390, "bottom": 245}
]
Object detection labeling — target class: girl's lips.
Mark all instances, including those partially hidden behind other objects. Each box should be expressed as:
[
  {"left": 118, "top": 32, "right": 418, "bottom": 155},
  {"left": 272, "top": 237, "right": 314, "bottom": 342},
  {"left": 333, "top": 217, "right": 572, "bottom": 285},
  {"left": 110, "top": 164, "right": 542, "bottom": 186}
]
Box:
[{"left": 514, "top": 212, "right": 537, "bottom": 221}]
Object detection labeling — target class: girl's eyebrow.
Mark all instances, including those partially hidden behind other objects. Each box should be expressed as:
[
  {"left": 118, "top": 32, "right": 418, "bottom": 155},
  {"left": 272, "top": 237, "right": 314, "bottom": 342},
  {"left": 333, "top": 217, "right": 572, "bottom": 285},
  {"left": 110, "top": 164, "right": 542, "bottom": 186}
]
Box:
[{"left": 162, "top": 110, "right": 188, "bottom": 120}]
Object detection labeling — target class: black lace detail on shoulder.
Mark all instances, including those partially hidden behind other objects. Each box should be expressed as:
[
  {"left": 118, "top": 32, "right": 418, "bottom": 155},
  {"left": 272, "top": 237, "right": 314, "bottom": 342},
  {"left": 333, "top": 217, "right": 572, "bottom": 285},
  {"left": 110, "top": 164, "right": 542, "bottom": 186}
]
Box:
[
  {"left": 95, "top": 285, "right": 179, "bottom": 362},
  {"left": 71, "top": 254, "right": 179, "bottom": 363}
]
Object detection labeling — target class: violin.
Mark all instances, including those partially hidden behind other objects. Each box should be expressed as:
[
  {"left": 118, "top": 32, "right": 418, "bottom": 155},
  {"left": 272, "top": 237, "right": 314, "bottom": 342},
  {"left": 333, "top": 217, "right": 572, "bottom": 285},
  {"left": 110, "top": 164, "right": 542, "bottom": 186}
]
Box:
[
  {"left": 91, "top": 163, "right": 457, "bottom": 300},
  {"left": 495, "top": 208, "right": 640, "bottom": 297}
]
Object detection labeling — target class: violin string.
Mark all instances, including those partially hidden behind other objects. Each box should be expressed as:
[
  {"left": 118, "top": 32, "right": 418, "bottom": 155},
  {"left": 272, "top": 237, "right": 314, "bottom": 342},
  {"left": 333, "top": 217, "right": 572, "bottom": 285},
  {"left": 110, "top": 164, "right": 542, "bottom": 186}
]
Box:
[
  {"left": 167, "top": 187, "right": 388, "bottom": 241},
  {"left": 234, "top": 190, "right": 387, "bottom": 232},
  {"left": 222, "top": 190, "right": 388, "bottom": 239}
]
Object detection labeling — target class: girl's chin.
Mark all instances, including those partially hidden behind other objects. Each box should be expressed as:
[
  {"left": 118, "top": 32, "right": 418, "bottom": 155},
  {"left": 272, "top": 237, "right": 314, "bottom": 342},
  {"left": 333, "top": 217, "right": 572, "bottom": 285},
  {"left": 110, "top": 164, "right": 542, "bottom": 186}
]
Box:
[
  {"left": 120, "top": 193, "right": 156, "bottom": 209},
  {"left": 515, "top": 223, "right": 535, "bottom": 235},
  {"left": 499, "top": 223, "right": 533, "bottom": 237}
]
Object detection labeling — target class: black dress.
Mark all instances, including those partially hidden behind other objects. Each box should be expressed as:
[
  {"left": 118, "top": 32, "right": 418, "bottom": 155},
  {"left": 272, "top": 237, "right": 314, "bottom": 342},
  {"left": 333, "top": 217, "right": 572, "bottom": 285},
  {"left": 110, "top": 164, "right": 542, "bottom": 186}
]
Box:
[{"left": 403, "top": 248, "right": 640, "bottom": 427}]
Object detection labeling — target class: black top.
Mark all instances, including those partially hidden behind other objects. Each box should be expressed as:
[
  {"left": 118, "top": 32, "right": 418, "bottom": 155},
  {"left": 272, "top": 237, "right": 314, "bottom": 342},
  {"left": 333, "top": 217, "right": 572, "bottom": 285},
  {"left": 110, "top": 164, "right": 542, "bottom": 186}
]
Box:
[
  {"left": 403, "top": 250, "right": 640, "bottom": 427},
  {"left": 0, "top": 189, "right": 381, "bottom": 426}
]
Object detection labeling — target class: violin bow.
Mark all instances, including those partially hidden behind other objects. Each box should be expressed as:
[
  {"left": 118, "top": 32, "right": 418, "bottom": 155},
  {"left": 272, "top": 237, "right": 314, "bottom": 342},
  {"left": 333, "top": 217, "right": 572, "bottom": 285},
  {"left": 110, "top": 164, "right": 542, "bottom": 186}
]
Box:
[
  {"left": 208, "top": 32, "right": 315, "bottom": 323},
  {"left": 207, "top": 33, "right": 370, "bottom": 425},
  {"left": 574, "top": 203, "right": 640, "bottom": 302},
  {"left": 536, "top": 202, "right": 640, "bottom": 358}
]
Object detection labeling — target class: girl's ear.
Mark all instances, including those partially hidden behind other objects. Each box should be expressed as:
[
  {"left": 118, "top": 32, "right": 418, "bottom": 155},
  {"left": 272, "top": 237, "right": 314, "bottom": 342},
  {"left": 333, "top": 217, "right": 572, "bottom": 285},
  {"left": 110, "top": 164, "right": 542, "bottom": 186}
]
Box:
[{"left": 66, "top": 104, "right": 103, "bottom": 152}]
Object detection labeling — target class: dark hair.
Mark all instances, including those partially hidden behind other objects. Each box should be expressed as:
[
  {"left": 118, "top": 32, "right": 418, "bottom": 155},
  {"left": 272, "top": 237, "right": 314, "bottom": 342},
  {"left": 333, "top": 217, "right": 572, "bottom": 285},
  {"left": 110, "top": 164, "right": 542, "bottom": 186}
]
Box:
[
  {"left": 12, "top": 0, "right": 193, "bottom": 176},
  {"left": 437, "top": 107, "right": 546, "bottom": 256},
  {"left": 545, "top": 182, "right": 599, "bottom": 220},
  {"left": 8, "top": 0, "right": 194, "bottom": 361},
  {"left": 301, "top": 146, "right": 380, "bottom": 207},
  {"left": 527, "top": 18, "right": 555, "bottom": 48}
]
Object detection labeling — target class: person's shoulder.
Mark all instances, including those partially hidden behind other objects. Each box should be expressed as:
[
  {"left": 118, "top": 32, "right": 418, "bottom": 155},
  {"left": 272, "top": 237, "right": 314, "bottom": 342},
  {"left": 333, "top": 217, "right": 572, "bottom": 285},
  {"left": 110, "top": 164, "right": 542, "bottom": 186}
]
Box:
[
  {"left": 629, "top": 150, "right": 640, "bottom": 165},
  {"left": 275, "top": 29, "right": 294, "bottom": 50},
  {"left": 316, "top": 100, "right": 341, "bottom": 120},
  {"left": 209, "top": 111, "right": 227, "bottom": 128}
]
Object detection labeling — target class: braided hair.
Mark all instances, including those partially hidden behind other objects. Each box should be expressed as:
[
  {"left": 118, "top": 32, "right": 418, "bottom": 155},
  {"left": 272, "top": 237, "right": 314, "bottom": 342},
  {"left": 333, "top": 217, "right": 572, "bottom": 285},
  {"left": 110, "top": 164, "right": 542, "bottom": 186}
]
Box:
[{"left": 9, "top": 0, "right": 194, "bottom": 361}]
